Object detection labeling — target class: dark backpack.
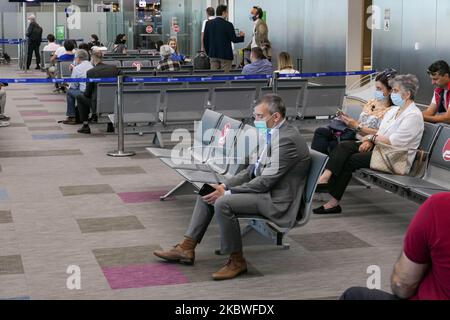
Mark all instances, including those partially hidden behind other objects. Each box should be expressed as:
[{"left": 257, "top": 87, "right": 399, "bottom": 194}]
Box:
[
  {"left": 30, "top": 24, "right": 43, "bottom": 43},
  {"left": 193, "top": 51, "right": 210, "bottom": 70}
]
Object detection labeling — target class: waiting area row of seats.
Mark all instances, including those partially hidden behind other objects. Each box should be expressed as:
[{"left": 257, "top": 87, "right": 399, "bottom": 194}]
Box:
[
  {"left": 357, "top": 123, "right": 450, "bottom": 204},
  {"left": 56, "top": 59, "right": 243, "bottom": 78},
  {"left": 99, "top": 79, "right": 346, "bottom": 134}
]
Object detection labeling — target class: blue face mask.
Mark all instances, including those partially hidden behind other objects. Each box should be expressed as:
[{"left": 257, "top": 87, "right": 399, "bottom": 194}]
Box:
[
  {"left": 254, "top": 120, "right": 268, "bottom": 135},
  {"left": 391, "top": 93, "right": 405, "bottom": 107},
  {"left": 249, "top": 14, "right": 257, "bottom": 21},
  {"left": 254, "top": 115, "right": 275, "bottom": 143},
  {"left": 375, "top": 90, "right": 386, "bottom": 101}
]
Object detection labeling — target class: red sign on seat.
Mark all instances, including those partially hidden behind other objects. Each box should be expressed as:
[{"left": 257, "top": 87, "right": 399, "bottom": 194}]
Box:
[{"left": 443, "top": 139, "right": 450, "bottom": 162}]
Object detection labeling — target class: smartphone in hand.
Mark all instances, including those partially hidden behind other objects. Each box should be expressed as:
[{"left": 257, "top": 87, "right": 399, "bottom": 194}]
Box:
[{"left": 197, "top": 184, "right": 216, "bottom": 197}]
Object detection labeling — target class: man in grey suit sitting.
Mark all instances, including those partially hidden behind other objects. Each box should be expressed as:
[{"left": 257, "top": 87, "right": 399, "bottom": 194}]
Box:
[{"left": 154, "top": 94, "right": 311, "bottom": 281}]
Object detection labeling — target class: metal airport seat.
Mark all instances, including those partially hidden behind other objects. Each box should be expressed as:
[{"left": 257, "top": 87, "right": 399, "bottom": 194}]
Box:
[
  {"left": 102, "top": 60, "right": 122, "bottom": 67},
  {"left": 159, "top": 115, "right": 243, "bottom": 172},
  {"left": 261, "top": 86, "right": 305, "bottom": 120},
  {"left": 122, "top": 71, "right": 156, "bottom": 77},
  {"left": 230, "top": 79, "right": 269, "bottom": 98},
  {"left": 156, "top": 70, "right": 193, "bottom": 76},
  {"left": 359, "top": 123, "right": 448, "bottom": 202},
  {"left": 122, "top": 60, "right": 152, "bottom": 68},
  {"left": 119, "top": 67, "right": 155, "bottom": 73},
  {"left": 111, "top": 89, "right": 161, "bottom": 124},
  {"left": 211, "top": 87, "right": 257, "bottom": 120},
  {"left": 235, "top": 149, "right": 328, "bottom": 251},
  {"left": 143, "top": 82, "right": 187, "bottom": 102},
  {"left": 42, "top": 51, "right": 55, "bottom": 69},
  {"left": 57, "top": 61, "right": 73, "bottom": 78},
  {"left": 187, "top": 81, "right": 228, "bottom": 103},
  {"left": 157, "top": 115, "right": 244, "bottom": 200},
  {"left": 147, "top": 109, "right": 224, "bottom": 160},
  {"left": 159, "top": 88, "right": 209, "bottom": 124},
  {"left": 96, "top": 83, "right": 140, "bottom": 116},
  {"left": 277, "top": 78, "right": 308, "bottom": 88},
  {"left": 193, "top": 69, "right": 226, "bottom": 75},
  {"left": 299, "top": 85, "right": 346, "bottom": 118},
  {"left": 173, "top": 124, "right": 257, "bottom": 185}
]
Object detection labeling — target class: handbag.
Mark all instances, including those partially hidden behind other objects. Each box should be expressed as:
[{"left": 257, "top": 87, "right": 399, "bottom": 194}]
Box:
[
  {"left": 327, "top": 119, "right": 350, "bottom": 133},
  {"left": 370, "top": 143, "right": 410, "bottom": 176}
]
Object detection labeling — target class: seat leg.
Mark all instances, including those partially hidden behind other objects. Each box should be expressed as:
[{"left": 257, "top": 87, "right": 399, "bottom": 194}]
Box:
[
  {"left": 160, "top": 180, "right": 196, "bottom": 201},
  {"left": 152, "top": 131, "right": 165, "bottom": 148}
]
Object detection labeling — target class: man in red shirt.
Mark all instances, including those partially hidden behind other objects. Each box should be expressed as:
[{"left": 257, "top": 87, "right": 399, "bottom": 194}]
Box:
[
  {"left": 423, "top": 60, "right": 450, "bottom": 124},
  {"left": 341, "top": 193, "right": 450, "bottom": 300}
]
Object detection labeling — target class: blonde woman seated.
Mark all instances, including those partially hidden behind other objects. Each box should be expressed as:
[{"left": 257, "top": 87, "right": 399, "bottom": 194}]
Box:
[
  {"left": 269, "top": 52, "right": 299, "bottom": 86},
  {"left": 314, "top": 74, "right": 425, "bottom": 215},
  {"left": 276, "top": 52, "right": 299, "bottom": 75},
  {"left": 311, "top": 69, "right": 396, "bottom": 155}
]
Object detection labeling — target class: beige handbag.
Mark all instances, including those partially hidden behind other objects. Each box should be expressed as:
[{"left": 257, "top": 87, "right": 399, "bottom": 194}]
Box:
[{"left": 370, "top": 143, "right": 410, "bottom": 176}]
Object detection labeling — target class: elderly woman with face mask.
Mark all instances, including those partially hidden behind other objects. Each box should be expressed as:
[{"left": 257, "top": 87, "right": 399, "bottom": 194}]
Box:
[{"left": 314, "top": 74, "right": 425, "bottom": 215}]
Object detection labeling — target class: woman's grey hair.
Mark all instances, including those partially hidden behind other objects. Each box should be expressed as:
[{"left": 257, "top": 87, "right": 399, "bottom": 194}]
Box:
[
  {"left": 91, "top": 50, "right": 104, "bottom": 65},
  {"left": 160, "top": 45, "right": 173, "bottom": 57},
  {"left": 257, "top": 93, "right": 286, "bottom": 118},
  {"left": 389, "top": 74, "right": 420, "bottom": 100},
  {"left": 75, "top": 49, "right": 89, "bottom": 62}
]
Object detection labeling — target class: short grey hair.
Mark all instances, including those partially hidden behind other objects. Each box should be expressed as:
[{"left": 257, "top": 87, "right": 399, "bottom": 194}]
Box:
[
  {"left": 256, "top": 93, "right": 286, "bottom": 118},
  {"left": 28, "top": 15, "right": 36, "bottom": 22},
  {"left": 160, "top": 45, "right": 173, "bottom": 57},
  {"left": 75, "top": 49, "right": 89, "bottom": 62},
  {"left": 389, "top": 74, "right": 420, "bottom": 100}
]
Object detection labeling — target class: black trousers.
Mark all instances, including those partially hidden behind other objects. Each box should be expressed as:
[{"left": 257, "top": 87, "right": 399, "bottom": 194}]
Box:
[
  {"left": 27, "top": 43, "right": 41, "bottom": 69},
  {"left": 76, "top": 95, "right": 93, "bottom": 122},
  {"left": 326, "top": 141, "right": 372, "bottom": 201},
  {"left": 311, "top": 127, "right": 356, "bottom": 155},
  {"left": 340, "top": 287, "right": 399, "bottom": 300}
]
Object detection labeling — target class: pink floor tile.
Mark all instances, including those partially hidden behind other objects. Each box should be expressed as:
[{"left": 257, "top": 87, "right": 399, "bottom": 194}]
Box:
[{"left": 102, "top": 263, "right": 189, "bottom": 289}]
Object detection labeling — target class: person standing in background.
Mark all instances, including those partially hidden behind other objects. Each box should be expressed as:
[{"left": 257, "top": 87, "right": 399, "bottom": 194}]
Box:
[
  {"left": 201, "top": 7, "right": 216, "bottom": 52},
  {"left": 246, "top": 6, "right": 272, "bottom": 60},
  {"left": 26, "top": 15, "right": 43, "bottom": 70},
  {"left": 204, "top": 5, "right": 245, "bottom": 73},
  {"left": 0, "top": 82, "right": 10, "bottom": 126}
]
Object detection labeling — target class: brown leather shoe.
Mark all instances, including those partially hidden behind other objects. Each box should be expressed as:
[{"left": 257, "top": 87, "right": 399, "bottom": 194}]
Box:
[
  {"left": 153, "top": 245, "right": 195, "bottom": 265},
  {"left": 62, "top": 117, "right": 77, "bottom": 125},
  {"left": 212, "top": 254, "right": 248, "bottom": 281}
]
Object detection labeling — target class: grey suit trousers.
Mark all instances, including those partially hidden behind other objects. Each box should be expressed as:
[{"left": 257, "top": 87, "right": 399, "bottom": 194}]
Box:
[{"left": 185, "top": 194, "right": 263, "bottom": 255}]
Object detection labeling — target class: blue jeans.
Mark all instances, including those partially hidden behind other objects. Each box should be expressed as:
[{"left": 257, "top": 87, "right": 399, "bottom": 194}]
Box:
[{"left": 66, "top": 88, "right": 82, "bottom": 117}]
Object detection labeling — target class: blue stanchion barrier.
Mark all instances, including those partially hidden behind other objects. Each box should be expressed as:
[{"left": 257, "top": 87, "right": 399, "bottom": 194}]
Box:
[
  {"left": 0, "top": 39, "right": 24, "bottom": 45},
  {"left": 0, "top": 38, "right": 84, "bottom": 44},
  {"left": 0, "top": 70, "right": 376, "bottom": 85}
]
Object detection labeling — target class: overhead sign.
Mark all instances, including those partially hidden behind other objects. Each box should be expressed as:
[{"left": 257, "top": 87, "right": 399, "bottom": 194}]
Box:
[{"left": 139, "top": 0, "right": 147, "bottom": 8}]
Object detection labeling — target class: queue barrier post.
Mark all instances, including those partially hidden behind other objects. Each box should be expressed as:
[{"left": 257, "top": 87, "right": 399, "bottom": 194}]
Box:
[
  {"left": 272, "top": 71, "right": 279, "bottom": 94},
  {"left": 107, "top": 75, "right": 136, "bottom": 157}
]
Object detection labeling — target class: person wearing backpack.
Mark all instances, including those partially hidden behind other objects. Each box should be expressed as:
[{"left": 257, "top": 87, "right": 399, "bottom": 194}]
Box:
[{"left": 26, "top": 15, "right": 43, "bottom": 70}]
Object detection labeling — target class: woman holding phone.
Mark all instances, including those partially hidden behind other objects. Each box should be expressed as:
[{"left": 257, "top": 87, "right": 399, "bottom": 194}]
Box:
[{"left": 311, "top": 69, "right": 397, "bottom": 155}]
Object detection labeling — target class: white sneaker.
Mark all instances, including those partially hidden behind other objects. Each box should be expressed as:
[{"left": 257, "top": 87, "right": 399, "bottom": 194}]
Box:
[{"left": 0, "top": 121, "right": 10, "bottom": 127}]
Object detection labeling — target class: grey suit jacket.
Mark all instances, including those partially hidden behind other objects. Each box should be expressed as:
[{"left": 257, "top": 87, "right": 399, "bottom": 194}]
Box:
[{"left": 225, "top": 121, "right": 310, "bottom": 228}]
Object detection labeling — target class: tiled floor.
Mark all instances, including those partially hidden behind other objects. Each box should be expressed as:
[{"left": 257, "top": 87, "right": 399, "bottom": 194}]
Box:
[{"left": 0, "top": 64, "right": 422, "bottom": 300}]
